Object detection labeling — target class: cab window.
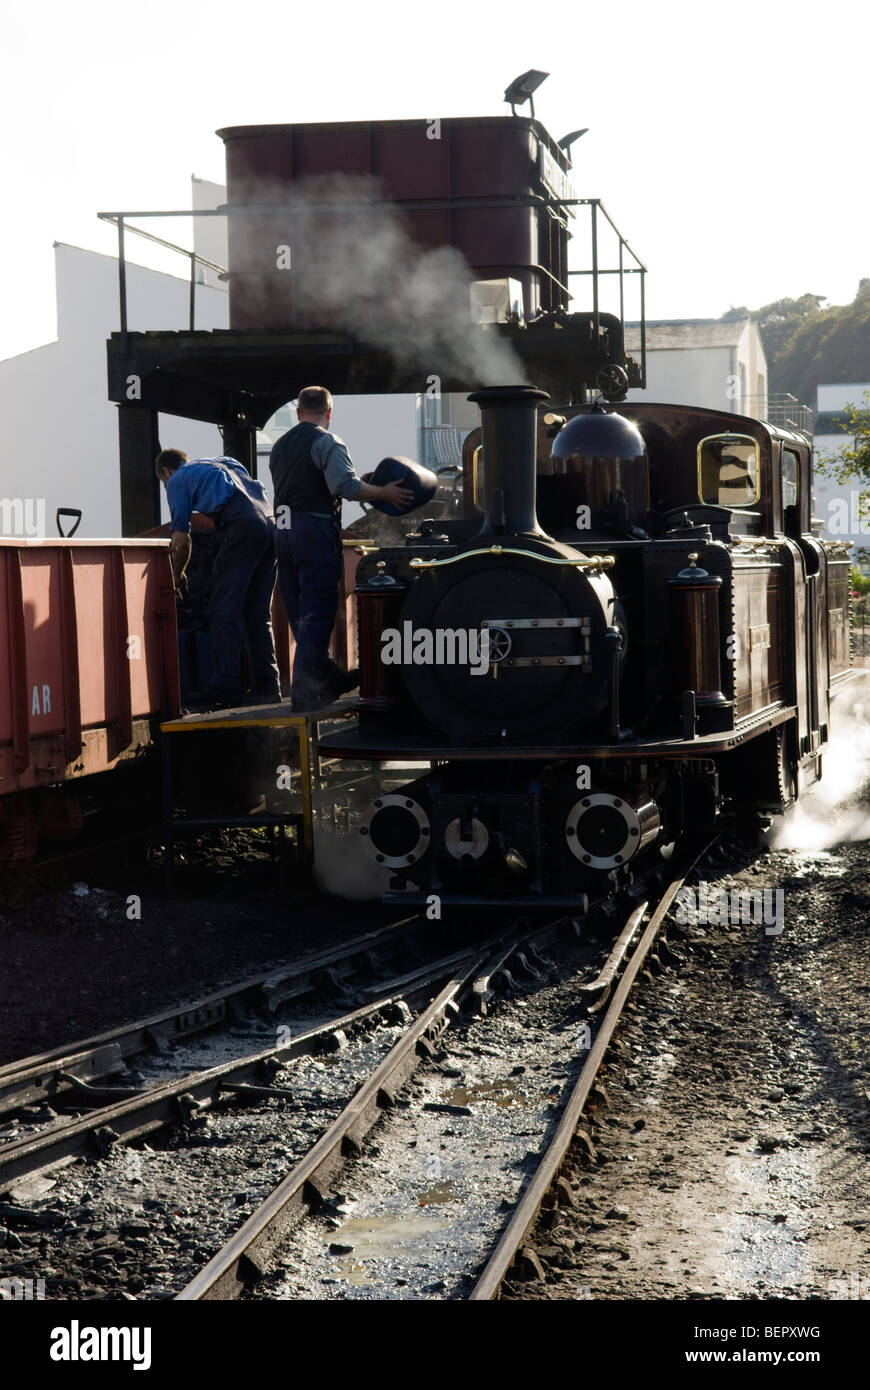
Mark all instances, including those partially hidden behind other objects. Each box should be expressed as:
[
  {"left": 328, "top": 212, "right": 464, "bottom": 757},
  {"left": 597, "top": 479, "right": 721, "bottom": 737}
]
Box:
[
  {"left": 781, "top": 448, "right": 799, "bottom": 511},
  {"left": 698, "top": 434, "right": 760, "bottom": 507}
]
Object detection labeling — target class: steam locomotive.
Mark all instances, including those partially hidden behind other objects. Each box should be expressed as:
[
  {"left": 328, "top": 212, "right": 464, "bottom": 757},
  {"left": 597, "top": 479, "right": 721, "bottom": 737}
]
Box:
[
  {"left": 320, "top": 385, "right": 854, "bottom": 907},
  {"left": 96, "top": 109, "right": 854, "bottom": 908}
]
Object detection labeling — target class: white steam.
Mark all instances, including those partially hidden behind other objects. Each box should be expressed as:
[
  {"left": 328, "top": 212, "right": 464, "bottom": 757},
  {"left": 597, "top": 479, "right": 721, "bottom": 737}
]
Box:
[
  {"left": 312, "top": 823, "right": 392, "bottom": 901},
  {"left": 768, "top": 676, "right": 870, "bottom": 850},
  {"left": 233, "top": 174, "right": 525, "bottom": 386}
]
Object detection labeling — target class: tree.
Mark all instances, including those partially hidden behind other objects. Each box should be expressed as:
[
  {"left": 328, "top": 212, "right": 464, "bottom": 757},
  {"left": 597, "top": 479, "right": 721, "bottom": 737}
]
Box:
[
  {"left": 753, "top": 294, "right": 827, "bottom": 373},
  {"left": 817, "top": 392, "right": 870, "bottom": 481},
  {"left": 720, "top": 283, "right": 870, "bottom": 400},
  {"left": 851, "top": 566, "right": 870, "bottom": 594},
  {"left": 722, "top": 295, "right": 827, "bottom": 391},
  {"left": 816, "top": 392, "right": 870, "bottom": 535}
]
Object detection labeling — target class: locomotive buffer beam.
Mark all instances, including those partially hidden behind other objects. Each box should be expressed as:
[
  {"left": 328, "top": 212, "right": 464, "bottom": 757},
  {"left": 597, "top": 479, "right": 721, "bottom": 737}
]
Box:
[{"left": 317, "top": 703, "right": 796, "bottom": 762}]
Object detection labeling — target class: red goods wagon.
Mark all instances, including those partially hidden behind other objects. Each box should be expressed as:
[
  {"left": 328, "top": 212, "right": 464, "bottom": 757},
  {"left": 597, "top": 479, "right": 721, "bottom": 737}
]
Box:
[{"left": 0, "top": 540, "right": 180, "bottom": 862}]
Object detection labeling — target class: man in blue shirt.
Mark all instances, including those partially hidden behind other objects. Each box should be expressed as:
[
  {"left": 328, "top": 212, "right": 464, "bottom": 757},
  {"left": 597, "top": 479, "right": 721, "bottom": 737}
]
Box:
[
  {"left": 156, "top": 449, "right": 281, "bottom": 710},
  {"left": 270, "top": 386, "right": 412, "bottom": 710}
]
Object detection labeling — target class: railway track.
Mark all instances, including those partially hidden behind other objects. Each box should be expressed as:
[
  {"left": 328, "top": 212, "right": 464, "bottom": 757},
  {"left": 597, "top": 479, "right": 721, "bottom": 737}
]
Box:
[
  {"left": 166, "top": 843, "right": 712, "bottom": 1302},
  {"left": 0, "top": 914, "right": 489, "bottom": 1178},
  {"left": 0, "top": 844, "right": 710, "bottom": 1300},
  {"left": 176, "top": 919, "right": 567, "bottom": 1300},
  {"left": 1, "top": 918, "right": 405, "bottom": 1112},
  {"left": 0, "top": 914, "right": 570, "bottom": 1300},
  {"left": 468, "top": 859, "right": 701, "bottom": 1299}
]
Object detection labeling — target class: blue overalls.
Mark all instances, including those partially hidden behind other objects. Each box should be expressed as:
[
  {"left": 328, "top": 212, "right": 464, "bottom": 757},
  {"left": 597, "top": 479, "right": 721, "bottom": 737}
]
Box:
[
  {"left": 167, "top": 458, "right": 280, "bottom": 703},
  {"left": 210, "top": 489, "right": 281, "bottom": 701},
  {"left": 274, "top": 514, "right": 343, "bottom": 698}
]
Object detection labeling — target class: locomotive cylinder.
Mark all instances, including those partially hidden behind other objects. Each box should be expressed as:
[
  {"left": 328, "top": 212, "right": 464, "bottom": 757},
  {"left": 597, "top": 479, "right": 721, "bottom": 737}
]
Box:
[
  {"left": 354, "top": 561, "right": 409, "bottom": 708},
  {"left": 469, "top": 385, "right": 549, "bottom": 537},
  {"left": 565, "top": 793, "right": 660, "bottom": 870},
  {"left": 359, "top": 793, "right": 430, "bottom": 868},
  {"left": 665, "top": 554, "right": 727, "bottom": 705}
]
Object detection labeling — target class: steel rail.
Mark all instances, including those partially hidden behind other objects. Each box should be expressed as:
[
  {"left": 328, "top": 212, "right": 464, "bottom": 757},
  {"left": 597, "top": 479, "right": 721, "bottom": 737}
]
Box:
[
  {"left": 0, "top": 950, "right": 481, "bottom": 1193},
  {"left": 177, "top": 931, "right": 522, "bottom": 1300},
  {"left": 468, "top": 844, "right": 712, "bottom": 1300},
  {"left": 577, "top": 900, "right": 647, "bottom": 1011},
  {"left": 0, "top": 916, "right": 425, "bottom": 1117}
]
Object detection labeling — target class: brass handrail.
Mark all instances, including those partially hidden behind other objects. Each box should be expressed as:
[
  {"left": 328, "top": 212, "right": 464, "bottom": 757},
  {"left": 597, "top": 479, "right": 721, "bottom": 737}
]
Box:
[{"left": 409, "top": 545, "right": 615, "bottom": 571}]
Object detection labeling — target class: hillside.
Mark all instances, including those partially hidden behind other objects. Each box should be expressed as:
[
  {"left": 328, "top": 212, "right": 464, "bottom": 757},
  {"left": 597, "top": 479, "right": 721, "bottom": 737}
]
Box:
[{"left": 721, "top": 282, "right": 870, "bottom": 403}]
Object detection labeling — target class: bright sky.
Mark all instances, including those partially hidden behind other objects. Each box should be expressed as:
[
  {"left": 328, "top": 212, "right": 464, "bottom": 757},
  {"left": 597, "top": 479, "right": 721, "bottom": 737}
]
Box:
[{"left": 1, "top": 0, "right": 866, "bottom": 362}]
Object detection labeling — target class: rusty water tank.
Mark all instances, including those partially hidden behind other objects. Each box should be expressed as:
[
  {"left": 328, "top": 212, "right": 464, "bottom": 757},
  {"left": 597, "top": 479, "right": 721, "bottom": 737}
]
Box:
[{"left": 216, "top": 117, "right": 573, "bottom": 331}]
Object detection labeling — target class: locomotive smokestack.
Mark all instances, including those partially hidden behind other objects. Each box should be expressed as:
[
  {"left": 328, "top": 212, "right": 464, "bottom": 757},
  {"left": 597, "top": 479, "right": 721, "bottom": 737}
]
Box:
[{"left": 469, "top": 385, "right": 549, "bottom": 537}]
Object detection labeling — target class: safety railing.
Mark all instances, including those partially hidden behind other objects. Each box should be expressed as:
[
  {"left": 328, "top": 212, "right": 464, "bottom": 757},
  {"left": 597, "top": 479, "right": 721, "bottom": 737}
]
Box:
[
  {"left": 97, "top": 210, "right": 228, "bottom": 333},
  {"left": 563, "top": 198, "right": 647, "bottom": 389},
  {"left": 100, "top": 198, "right": 646, "bottom": 390}
]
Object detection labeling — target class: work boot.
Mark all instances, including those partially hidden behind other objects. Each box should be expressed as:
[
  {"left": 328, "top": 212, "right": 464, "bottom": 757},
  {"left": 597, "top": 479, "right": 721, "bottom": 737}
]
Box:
[
  {"left": 291, "top": 684, "right": 328, "bottom": 713},
  {"left": 324, "top": 665, "right": 360, "bottom": 697}
]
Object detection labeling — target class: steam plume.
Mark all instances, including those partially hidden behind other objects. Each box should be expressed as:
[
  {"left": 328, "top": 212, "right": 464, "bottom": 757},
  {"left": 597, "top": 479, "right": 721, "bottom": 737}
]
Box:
[
  {"left": 231, "top": 174, "right": 525, "bottom": 386},
  {"left": 768, "top": 677, "right": 870, "bottom": 850},
  {"left": 313, "top": 823, "right": 392, "bottom": 901}
]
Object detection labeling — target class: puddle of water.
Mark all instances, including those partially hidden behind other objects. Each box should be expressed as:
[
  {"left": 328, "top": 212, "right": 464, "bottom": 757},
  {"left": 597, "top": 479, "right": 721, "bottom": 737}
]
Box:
[
  {"left": 444, "top": 1079, "right": 525, "bottom": 1109},
  {"left": 416, "top": 1180, "right": 458, "bottom": 1206},
  {"left": 324, "top": 1212, "right": 453, "bottom": 1284}
]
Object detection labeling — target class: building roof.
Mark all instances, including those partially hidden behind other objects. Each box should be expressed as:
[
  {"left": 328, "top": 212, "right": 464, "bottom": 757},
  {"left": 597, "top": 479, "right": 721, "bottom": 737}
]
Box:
[{"left": 625, "top": 318, "right": 751, "bottom": 351}]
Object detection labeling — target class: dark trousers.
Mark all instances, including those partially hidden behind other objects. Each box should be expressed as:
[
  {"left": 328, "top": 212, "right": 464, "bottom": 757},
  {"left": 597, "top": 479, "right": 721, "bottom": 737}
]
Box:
[
  {"left": 274, "top": 513, "right": 342, "bottom": 695},
  {"left": 209, "top": 493, "right": 280, "bottom": 699}
]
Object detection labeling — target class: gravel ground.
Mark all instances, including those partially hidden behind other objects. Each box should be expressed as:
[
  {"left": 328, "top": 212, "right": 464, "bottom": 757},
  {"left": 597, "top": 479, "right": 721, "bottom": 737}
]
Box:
[
  {"left": 0, "top": 831, "right": 399, "bottom": 1065},
  {"left": 253, "top": 931, "right": 610, "bottom": 1301},
  {"left": 510, "top": 837, "right": 870, "bottom": 1301},
  {"left": 0, "top": 1020, "right": 407, "bottom": 1300}
]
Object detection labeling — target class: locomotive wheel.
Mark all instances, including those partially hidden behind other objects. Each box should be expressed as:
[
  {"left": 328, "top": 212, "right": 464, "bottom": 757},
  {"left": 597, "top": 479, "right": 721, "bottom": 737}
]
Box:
[
  {"left": 721, "top": 724, "right": 797, "bottom": 816},
  {"left": 774, "top": 726, "right": 798, "bottom": 810}
]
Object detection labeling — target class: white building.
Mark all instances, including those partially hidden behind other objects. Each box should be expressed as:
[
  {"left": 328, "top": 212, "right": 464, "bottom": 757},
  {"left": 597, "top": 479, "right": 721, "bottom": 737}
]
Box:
[
  {"left": 0, "top": 241, "right": 228, "bottom": 538},
  {"left": 625, "top": 318, "right": 768, "bottom": 420},
  {"left": 0, "top": 221, "right": 421, "bottom": 537},
  {"left": 812, "top": 382, "right": 870, "bottom": 551},
  {"left": 191, "top": 176, "right": 229, "bottom": 291}
]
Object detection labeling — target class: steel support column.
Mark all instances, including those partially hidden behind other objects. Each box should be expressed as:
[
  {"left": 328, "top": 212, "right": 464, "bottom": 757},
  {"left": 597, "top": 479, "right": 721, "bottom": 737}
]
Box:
[
  {"left": 118, "top": 402, "right": 162, "bottom": 536},
  {"left": 221, "top": 424, "right": 258, "bottom": 478}
]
